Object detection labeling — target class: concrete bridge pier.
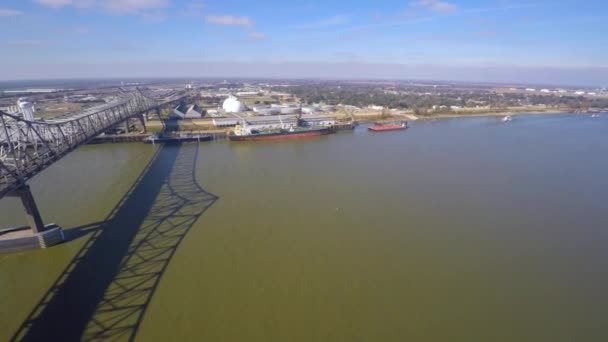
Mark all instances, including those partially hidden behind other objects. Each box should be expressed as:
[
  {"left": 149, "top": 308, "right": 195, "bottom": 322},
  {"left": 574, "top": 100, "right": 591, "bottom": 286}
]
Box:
[
  {"left": 137, "top": 114, "right": 147, "bottom": 134},
  {"left": 9, "top": 185, "right": 46, "bottom": 234},
  {"left": 154, "top": 107, "right": 167, "bottom": 131},
  {"left": 0, "top": 185, "right": 65, "bottom": 253},
  {"left": 124, "top": 118, "right": 131, "bottom": 134}
]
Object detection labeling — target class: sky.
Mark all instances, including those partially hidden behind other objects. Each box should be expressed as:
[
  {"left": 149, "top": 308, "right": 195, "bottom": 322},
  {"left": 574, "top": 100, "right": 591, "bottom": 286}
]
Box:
[{"left": 1, "top": 0, "right": 607, "bottom": 85}]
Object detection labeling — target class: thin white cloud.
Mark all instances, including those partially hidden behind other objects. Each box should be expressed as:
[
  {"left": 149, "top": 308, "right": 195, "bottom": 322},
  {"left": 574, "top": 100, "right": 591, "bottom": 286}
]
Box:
[
  {"left": 248, "top": 32, "right": 266, "bottom": 40},
  {"left": 33, "top": 0, "right": 171, "bottom": 15},
  {"left": 7, "top": 40, "right": 49, "bottom": 46},
  {"left": 290, "top": 14, "right": 349, "bottom": 30},
  {"left": 178, "top": 1, "right": 205, "bottom": 18},
  {"left": 141, "top": 11, "right": 167, "bottom": 22},
  {"left": 331, "top": 3, "right": 538, "bottom": 34},
  {"left": 75, "top": 26, "right": 90, "bottom": 34},
  {"left": 206, "top": 15, "right": 254, "bottom": 27},
  {"left": 459, "top": 4, "right": 537, "bottom": 15},
  {"left": 186, "top": 1, "right": 204, "bottom": 10},
  {"left": 0, "top": 8, "right": 23, "bottom": 16},
  {"left": 410, "top": 0, "right": 457, "bottom": 13},
  {"left": 34, "top": 0, "right": 73, "bottom": 8}
]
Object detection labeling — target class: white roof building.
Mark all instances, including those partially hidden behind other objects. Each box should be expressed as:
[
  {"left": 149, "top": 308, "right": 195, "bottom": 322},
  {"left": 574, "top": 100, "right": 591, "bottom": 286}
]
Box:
[{"left": 170, "top": 103, "right": 204, "bottom": 119}]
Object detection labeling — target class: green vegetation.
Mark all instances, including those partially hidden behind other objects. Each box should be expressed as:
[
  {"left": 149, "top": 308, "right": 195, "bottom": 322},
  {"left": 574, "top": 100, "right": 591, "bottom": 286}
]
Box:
[
  {"left": 240, "top": 96, "right": 279, "bottom": 106},
  {"left": 380, "top": 107, "right": 391, "bottom": 120},
  {"left": 146, "top": 125, "right": 164, "bottom": 134},
  {"left": 274, "top": 83, "right": 608, "bottom": 114},
  {"left": 179, "top": 122, "right": 216, "bottom": 131}
]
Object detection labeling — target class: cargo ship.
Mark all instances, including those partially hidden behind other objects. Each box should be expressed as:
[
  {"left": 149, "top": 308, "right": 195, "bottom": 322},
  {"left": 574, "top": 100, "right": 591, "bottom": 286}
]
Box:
[
  {"left": 368, "top": 121, "right": 408, "bottom": 132},
  {"left": 229, "top": 124, "right": 333, "bottom": 141}
]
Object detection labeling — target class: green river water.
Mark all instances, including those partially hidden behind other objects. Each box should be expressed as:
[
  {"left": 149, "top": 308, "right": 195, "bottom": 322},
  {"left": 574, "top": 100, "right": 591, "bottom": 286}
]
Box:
[{"left": 1, "top": 114, "right": 608, "bottom": 341}]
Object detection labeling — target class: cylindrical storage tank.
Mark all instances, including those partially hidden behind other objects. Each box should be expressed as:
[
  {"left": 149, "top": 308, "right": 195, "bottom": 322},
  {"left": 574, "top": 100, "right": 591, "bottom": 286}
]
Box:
[{"left": 17, "top": 98, "right": 35, "bottom": 121}]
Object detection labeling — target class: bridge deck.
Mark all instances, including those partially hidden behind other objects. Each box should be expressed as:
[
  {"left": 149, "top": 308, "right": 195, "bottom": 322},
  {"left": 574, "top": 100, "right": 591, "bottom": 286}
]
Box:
[{"left": 0, "top": 90, "right": 187, "bottom": 199}]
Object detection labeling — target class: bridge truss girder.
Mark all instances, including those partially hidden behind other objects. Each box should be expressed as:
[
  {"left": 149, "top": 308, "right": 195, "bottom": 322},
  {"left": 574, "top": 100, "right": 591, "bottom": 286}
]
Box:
[{"left": 0, "top": 90, "right": 163, "bottom": 199}]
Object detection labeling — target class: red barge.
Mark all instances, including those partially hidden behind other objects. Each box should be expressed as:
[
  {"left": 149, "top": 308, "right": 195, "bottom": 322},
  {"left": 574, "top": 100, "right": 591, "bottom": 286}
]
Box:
[{"left": 368, "top": 121, "right": 408, "bottom": 132}]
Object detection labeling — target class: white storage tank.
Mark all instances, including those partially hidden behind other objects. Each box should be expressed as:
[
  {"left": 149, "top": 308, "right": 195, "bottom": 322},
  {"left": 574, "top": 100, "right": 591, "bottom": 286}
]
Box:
[{"left": 222, "top": 95, "right": 246, "bottom": 113}]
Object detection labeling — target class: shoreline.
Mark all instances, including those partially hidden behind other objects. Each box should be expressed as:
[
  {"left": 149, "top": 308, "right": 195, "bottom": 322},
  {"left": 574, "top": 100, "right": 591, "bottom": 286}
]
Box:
[
  {"left": 347, "top": 109, "right": 585, "bottom": 123},
  {"left": 144, "top": 109, "right": 602, "bottom": 133},
  {"left": 414, "top": 110, "right": 573, "bottom": 121}
]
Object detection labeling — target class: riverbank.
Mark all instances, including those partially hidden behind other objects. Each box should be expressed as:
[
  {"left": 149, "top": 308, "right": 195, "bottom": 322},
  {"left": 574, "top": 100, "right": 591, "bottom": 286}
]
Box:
[
  {"left": 142, "top": 108, "right": 595, "bottom": 135},
  {"left": 344, "top": 109, "right": 579, "bottom": 123},
  {"left": 413, "top": 109, "right": 573, "bottom": 120}
]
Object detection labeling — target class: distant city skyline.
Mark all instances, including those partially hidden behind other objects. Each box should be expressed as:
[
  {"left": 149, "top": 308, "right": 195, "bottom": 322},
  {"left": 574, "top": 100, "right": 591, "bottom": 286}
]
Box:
[{"left": 1, "top": 0, "right": 607, "bottom": 85}]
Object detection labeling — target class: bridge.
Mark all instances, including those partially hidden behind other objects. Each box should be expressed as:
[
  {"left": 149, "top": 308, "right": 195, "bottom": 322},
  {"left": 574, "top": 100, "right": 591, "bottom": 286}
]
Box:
[{"left": 0, "top": 89, "right": 187, "bottom": 237}]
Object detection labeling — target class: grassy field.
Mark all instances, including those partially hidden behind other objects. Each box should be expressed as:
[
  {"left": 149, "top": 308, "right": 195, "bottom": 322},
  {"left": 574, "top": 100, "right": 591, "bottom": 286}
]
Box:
[
  {"left": 239, "top": 96, "right": 282, "bottom": 105},
  {"left": 36, "top": 103, "right": 83, "bottom": 119},
  {"left": 145, "top": 119, "right": 221, "bottom": 133}
]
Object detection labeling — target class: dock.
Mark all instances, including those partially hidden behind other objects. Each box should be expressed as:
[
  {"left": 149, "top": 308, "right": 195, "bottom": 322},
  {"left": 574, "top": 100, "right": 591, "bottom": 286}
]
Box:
[
  {"left": 330, "top": 122, "right": 359, "bottom": 131},
  {"left": 89, "top": 134, "right": 148, "bottom": 144},
  {"left": 88, "top": 132, "right": 228, "bottom": 145},
  {"left": 144, "top": 133, "right": 213, "bottom": 144},
  {"left": 87, "top": 125, "right": 351, "bottom": 145}
]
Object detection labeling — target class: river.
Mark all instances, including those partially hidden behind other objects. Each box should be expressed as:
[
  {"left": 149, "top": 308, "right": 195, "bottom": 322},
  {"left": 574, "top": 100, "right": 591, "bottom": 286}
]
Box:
[{"left": 1, "top": 113, "right": 608, "bottom": 341}]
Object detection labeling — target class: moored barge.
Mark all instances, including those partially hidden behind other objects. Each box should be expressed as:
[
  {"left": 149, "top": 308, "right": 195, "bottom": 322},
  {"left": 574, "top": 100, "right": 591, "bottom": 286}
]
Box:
[
  {"left": 229, "top": 125, "right": 332, "bottom": 141},
  {"left": 368, "top": 121, "right": 408, "bottom": 132}
]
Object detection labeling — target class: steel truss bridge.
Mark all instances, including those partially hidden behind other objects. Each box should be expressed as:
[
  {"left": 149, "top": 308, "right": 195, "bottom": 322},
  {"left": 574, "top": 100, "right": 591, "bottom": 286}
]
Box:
[{"left": 0, "top": 90, "right": 186, "bottom": 233}]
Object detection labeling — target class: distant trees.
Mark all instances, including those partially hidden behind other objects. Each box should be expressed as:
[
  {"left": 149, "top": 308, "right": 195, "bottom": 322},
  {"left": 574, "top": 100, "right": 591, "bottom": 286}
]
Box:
[
  {"left": 380, "top": 107, "right": 390, "bottom": 119},
  {"left": 274, "top": 84, "right": 608, "bottom": 113}
]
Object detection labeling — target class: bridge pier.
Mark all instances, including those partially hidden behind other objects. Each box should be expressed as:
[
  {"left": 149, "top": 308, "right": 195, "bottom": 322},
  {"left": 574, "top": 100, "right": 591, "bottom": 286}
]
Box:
[
  {"left": 124, "top": 119, "right": 131, "bottom": 134},
  {"left": 0, "top": 185, "right": 65, "bottom": 253},
  {"left": 9, "top": 185, "right": 46, "bottom": 234},
  {"left": 138, "top": 114, "right": 147, "bottom": 134},
  {"left": 0, "top": 89, "right": 177, "bottom": 252}
]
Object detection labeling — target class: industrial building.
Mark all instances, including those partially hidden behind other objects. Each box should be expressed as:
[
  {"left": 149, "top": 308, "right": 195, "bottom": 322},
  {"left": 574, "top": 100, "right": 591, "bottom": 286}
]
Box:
[
  {"left": 212, "top": 114, "right": 336, "bottom": 130},
  {"left": 0, "top": 98, "right": 37, "bottom": 121},
  {"left": 250, "top": 103, "right": 333, "bottom": 116},
  {"left": 0, "top": 104, "right": 19, "bottom": 114},
  {"left": 300, "top": 115, "right": 337, "bottom": 127},
  {"left": 170, "top": 103, "right": 204, "bottom": 119}
]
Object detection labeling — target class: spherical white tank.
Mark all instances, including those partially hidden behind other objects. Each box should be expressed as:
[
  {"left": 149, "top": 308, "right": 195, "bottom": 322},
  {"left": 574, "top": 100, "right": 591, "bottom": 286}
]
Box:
[{"left": 222, "top": 95, "right": 245, "bottom": 113}]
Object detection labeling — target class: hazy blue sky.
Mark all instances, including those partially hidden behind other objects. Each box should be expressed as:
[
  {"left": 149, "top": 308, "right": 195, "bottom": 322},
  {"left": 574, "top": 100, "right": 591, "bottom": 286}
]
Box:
[{"left": 1, "top": 0, "right": 607, "bottom": 85}]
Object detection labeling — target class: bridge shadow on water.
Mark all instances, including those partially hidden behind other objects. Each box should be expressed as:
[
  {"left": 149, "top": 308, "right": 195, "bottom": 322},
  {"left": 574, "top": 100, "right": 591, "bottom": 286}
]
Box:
[{"left": 12, "top": 142, "right": 218, "bottom": 341}]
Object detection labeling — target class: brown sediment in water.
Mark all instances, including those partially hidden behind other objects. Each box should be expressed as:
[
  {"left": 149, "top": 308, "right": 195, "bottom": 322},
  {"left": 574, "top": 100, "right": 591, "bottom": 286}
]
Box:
[{"left": 0, "top": 227, "right": 34, "bottom": 239}]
